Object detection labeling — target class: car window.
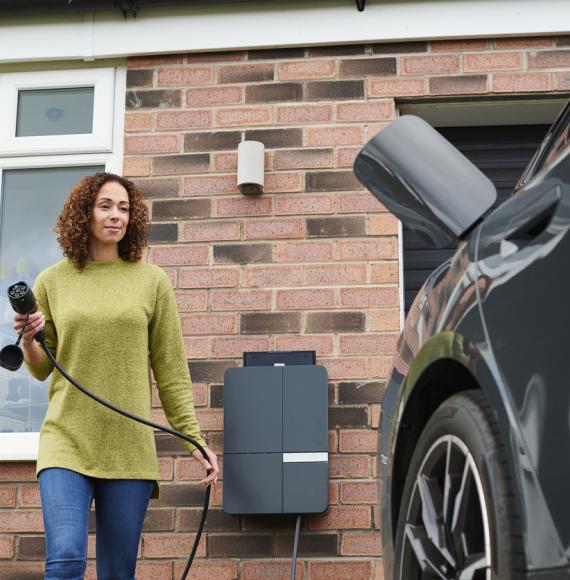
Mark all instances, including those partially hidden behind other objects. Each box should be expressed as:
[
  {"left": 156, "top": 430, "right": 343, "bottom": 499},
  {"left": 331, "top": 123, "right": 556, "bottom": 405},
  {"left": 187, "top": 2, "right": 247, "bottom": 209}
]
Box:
[{"left": 516, "top": 104, "right": 570, "bottom": 190}]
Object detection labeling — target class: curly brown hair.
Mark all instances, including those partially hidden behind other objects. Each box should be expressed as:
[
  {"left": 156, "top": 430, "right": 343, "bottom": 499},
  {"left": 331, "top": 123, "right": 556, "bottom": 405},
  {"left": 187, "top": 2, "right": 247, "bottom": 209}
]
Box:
[{"left": 55, "top": 172, "right": 150, "bottom": 270}]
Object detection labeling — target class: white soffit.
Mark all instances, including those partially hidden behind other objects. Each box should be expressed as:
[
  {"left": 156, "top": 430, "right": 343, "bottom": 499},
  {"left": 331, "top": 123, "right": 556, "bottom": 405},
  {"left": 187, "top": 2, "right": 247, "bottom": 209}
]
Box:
[
  {"left": 0, "top": 0, "right": 569, "bottom": 63},
  {"left": 399, "top": 98, "right": 568, "bottom": 127}
]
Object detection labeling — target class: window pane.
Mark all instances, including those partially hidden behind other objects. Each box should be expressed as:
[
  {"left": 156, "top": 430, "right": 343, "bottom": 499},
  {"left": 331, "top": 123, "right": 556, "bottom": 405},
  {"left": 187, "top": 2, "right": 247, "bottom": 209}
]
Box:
[
  {"left": 0, "top": 166, "right": 104, "bottom": 432},
  {"left": 16, "top": 87, "right": 95, "bottom": 137}
]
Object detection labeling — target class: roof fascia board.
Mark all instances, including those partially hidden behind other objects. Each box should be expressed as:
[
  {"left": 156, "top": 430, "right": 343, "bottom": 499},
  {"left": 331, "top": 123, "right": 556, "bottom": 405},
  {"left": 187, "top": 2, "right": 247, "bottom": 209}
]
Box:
[{"left": 0, "top": 0, "right": 569, "bottom": 64}]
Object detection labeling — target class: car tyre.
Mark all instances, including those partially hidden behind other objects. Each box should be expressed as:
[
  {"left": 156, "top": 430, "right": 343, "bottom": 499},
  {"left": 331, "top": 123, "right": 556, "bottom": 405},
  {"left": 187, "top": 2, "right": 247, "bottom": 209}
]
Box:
[{"left": 393, "top": 389, "right": 525, "bottom": 580}]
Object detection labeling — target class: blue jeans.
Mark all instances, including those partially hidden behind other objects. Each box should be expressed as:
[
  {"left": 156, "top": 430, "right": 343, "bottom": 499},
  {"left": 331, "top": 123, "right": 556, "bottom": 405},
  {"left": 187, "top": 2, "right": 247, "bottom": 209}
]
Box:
[{"left": 39, "top": 467, "right": 155, "bottom": 580}]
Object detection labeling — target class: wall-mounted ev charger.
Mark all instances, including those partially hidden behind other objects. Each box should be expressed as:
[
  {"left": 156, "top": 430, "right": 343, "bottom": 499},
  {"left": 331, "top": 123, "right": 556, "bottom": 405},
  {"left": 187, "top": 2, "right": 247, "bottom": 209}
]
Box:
[{"left": 223, "top": 351, "right": 329, "bottom": 578}]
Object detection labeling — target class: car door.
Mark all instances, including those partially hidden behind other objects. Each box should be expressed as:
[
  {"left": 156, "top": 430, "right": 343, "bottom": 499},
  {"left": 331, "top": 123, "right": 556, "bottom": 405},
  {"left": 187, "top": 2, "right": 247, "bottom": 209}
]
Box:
[{"left": 475, "top": 114, "right": 570, "bottom": 560}]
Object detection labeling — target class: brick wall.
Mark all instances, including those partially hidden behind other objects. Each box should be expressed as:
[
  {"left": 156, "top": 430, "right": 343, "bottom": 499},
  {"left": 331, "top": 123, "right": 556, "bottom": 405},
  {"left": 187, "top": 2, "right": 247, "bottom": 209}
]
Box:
[{"left": 1, "top": 35, "right": 570, "bottom": 579}]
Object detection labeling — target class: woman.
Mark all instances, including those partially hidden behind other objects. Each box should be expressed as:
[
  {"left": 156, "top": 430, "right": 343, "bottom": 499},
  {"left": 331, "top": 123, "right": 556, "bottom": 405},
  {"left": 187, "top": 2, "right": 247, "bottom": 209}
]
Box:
[{"left": 14, "top": 172, "right": 219, "bottom": 579}]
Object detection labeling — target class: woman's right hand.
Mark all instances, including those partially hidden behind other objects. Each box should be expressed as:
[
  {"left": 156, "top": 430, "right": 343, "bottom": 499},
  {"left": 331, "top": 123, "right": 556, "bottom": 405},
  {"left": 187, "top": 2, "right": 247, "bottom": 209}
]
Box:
[{"left": 14, "top": 311, "right": 45, "bottom": 345}]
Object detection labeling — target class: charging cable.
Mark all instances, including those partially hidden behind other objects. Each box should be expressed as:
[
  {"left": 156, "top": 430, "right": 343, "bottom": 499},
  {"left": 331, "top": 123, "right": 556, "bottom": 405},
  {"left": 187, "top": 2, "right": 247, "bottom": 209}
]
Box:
[
  {"left": 291, "top": 514, "right": 302, "bottom": 580},
  {"left": 2, "top": 282, "right": 210, "bottom": 579}
]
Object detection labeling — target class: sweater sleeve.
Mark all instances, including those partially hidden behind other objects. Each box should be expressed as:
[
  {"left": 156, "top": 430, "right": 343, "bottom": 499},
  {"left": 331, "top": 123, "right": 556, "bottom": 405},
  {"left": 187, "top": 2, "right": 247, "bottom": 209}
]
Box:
[
  {"left": 149, "top": 275, "right": 205, "bottom": 454},
  {"left": 24, "top": 275, "right": 56, "bottom": 381}
]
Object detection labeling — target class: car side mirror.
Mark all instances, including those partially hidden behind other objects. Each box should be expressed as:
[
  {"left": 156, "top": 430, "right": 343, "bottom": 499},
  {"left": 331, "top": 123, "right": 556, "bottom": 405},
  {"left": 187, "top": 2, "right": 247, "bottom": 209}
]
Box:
[{"left": 353, "top": 115, "right": 497, "bottom": 248}]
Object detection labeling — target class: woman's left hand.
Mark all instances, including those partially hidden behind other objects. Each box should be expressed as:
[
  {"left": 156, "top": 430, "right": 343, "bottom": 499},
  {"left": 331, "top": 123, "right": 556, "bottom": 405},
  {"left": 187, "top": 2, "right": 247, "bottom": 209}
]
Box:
[{"left": 191, "top": 446, "right": 219, "bottom": 487}]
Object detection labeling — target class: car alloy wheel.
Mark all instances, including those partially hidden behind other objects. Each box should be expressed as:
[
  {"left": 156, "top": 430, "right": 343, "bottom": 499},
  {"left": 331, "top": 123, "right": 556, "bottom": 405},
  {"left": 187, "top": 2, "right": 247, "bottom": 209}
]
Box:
[
  {"left": 400, "top": 434, "right": 490, "bottom": 579},
  {"left": 393, "top": 390, "right": 525, "bottom": 580}
]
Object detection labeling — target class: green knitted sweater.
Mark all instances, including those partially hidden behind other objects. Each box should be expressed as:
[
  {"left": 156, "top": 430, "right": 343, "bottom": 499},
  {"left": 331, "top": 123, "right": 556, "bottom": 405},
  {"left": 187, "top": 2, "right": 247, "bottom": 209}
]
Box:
[{"left": 25, "top": 258, "right": 204, "bottom": 499}]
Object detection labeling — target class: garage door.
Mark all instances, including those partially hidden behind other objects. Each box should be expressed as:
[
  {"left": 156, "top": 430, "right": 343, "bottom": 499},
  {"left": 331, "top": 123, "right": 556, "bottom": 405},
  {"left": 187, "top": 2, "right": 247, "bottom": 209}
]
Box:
[{"left": 403, "top": 124, "right": 550, "bottom": 314}]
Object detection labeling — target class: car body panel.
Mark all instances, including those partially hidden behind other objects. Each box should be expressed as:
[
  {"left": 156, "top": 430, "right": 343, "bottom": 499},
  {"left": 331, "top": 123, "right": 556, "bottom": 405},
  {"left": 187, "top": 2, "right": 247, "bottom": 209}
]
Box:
[{"left": 370, "top": 116, "right": 570, "bottom": 577}]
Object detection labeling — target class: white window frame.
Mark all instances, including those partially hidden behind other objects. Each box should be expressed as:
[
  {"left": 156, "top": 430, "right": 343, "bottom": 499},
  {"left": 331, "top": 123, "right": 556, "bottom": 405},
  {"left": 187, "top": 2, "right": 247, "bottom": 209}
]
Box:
[
  {"left": 0, "top": 65, "right": 126, "bottom": 461},
  {"left": 0, "top": 67, "right": 116, "bottom": 157}
]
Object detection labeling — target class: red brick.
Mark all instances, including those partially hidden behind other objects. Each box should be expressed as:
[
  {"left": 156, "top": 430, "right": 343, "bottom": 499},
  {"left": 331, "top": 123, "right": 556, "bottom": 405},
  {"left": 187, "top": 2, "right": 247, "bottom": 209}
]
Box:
[
  {"left": 151, "top": 245, "right": 208, "bottom": 266},
  {"left": 431, "top": 39, "right": 489, "bottom": 51},
  {"left": 196, "top": 409, "right": 224, "bottom": 431},
  {"left": 341, "top": 288, "right": 399, "bottom": 308},
  {"left": 175, "top": 290, "right": 209, "bottom": 312},
  {"left": 212, "top": 152, "right": 238, "bottom": 172},
  {"left": 528, "top": 50, "right": 570, "bottom": 69},
  {"left": 0, "top": 487, "right": 16, "bottom": 507},
  {"left": 176, "top": 457, "right": 207, "bottom": 480},
  {"left": 335, "top": 147, "right": 360, "bottom": 167},
  {"left": 142, "top": 533, "right": 206, "bottom": 558},
  {"left": 304, "top": 264, "right": 366, "bottom": 285},
  {"left": 369, "top": 356, "right": 393, "bottom": 379},
  {"left": 556, "top": 71, "right": 570, "bottom": 90},
  {"left": 369, "top": 214, "right": 399, "bottom": 235},
  {"left": 245, "top": 266, "right": 303, "bottom": 287},
  {"left": 494, "top": 37, "right": 554, "bottom": 49},
  {"left": 374, "top": 560, "right": 385, "bottom": 580},
  {"left": 340, "top": 430, "right": 378, "bottom": 453},
  {"left": 156, "top": 110, "right": 211, "bottom": 130},
  {"left": 0, "top": 462, "right": 36, "bottom": 481},
  {"left": 18, "top": 485, "right": 41, "bottom": 508},
  {"left": 341, "top": 532, "right": 382, "bottom": 556},
  {"left": 174, "top": 559, "right": 238, "bottom": 579},
  {"left": 430, "top": 75, "right": 488, "bottom": 95},
  {"left": 158, "top": 457, "right": 174, "bottom": 480},
  {"left": 242, "top": 560, "right": 303, "bottom": 579},
  {"left": 307, "top": 126, "right": 363, "bottom": 147},
  {"left": 182, "top": 313, "right": 237, "bottom": 335},
  {"left": 276, "top": 194, "right": 334, "bottom": 216},
  {"left": 340, "top": 333, "right": 398, "bottom": 354},
  {"left": 212, "top": 336, "right": 271, "bottom": 358},
  {"left": 125, "top": 134, "right": 179, "bottom": 154},
  {"left": 211, "top": 289, "right": 272, "bottom": 311},
  {"left": 184, "top": 337, "right": 209, "bottom": 358},
  {"left": 0, "top": 563, "right": 44, "bottom": 575},
  {"left": 123, "top": 156, "right": 151, "bottom": 177},
  {"left": 244, "top": 218, "right": 305, "bottom": 240},
  {"left": 338, "top": 192, "right": 387, "bottom": 213},
  {"left": 275, "top": 335, "right": 334, "bottom": 356},
  {"left": 0, "top": 510, "right": 44, "bottom": 532},
  {"left": 370, "top": 308, "right": 401, "bottom": 331},
  {"left": 219, "top": 63, "right": 274, "bottom": 84},
  {"left": 309, "top": 560, "right": 372, "bottom": 580},
  {"left": 183, "top": 174, "right": 238, "bottom": 196},
  {"left": 371, "top": 404, "right": 381, "bottom": 429},
  {"left": 215, "top": 196, "right": 273, "bottom": 217},
  {"left": 336, "top": 101, "right": 394, "bottom": 122},
  {"left": 367, "top": 123, "right": 389, "bottom": 139},
  {"left": 179, "top": 268, "right": 240, "bottom": 289},
  {"left": 0, "top": 535, "right": 13, "bottom": 558},
  {"left": 215, "top": 106, "right": 272, "bottom": 127},
  {"left": 368, "top": 77, "right": 426, "bottom": 97},
  {"left": 275, "top": 241, "right": 334, "bottom": 262},
  {"left": 192, "top": 383, "right": 208, "bottom": 407},
  {"left": 180, "top": 221, "right": 240, "bottom": 242},
  {"left": 156, "top": 67, "right": 214, "bottom": 85},
  {"left": 402, "top": 54, "right": 459, "bottom": 74},
  {"left": 339, "top": 239, "right": 397, "bottom": 261},
  {"left": 135, "top": 561, "right": 174, "bottom": 580},
  {"left": 264, "top": 172, "right": 304, "bottom": 193},
  {"left": 322, "top": 358, "right": 369, "bottom": 381},
  {"left": 187, "top": 51, "right": 244, "bottom": 63},
  {"left": 309, "top": 506, "right": 371, "bottom": 530},
  {"left": 279, "top": 60, "right": 336, "bottom": 80},
  {"left": 341, "top": 481, "right": 379, "bottom": 505},
  {"left": 464, "top": 52, "right": 522, "bottom": 72},
  {"left": 187, "top": 86, "right": 243, "bottom": 107},
  {"left": 276, "top": 104, "right": 333, "bottom": 124},
  {"left": 129, "top": 55, "right": 183, "bottom": 67},
  {"left": 493, "top": 72, "right": 551, "bottom": 92},
  {"left": 273, "top": 148, "right": 333, "bottom": 170},
  {"left": 125, "top": 112, "right": 152, "bottom": 132},
  {"left": 276, "top": 288, "right": 335, "bottom": 310},
  {"left": 371, "top": 263, "right": 399, "bottom": 284}
]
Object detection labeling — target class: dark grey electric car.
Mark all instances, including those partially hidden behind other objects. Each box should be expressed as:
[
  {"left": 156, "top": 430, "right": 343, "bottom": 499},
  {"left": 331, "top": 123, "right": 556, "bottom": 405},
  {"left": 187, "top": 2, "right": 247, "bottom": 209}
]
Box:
[{"left": 354, "top": 103, "right": 570, "bottom": 580}]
